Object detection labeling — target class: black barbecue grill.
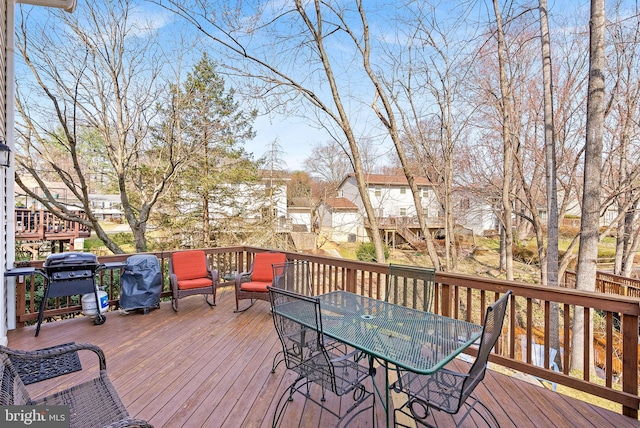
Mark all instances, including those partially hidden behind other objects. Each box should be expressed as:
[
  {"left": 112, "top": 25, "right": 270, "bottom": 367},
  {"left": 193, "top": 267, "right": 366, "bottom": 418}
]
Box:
[{"left": 36, "top": 252, "right": 107, "bottom": 336}]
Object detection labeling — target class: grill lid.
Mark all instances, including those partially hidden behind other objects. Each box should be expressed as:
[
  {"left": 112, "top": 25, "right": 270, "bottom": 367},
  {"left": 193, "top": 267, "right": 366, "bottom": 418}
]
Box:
[{"left": 43, "top": 252, "right": 99, "bottom": 268}]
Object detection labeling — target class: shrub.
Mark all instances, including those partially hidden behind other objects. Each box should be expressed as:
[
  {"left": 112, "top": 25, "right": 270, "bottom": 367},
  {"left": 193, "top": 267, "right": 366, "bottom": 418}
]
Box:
[{"left": 356, "top": 242, "right": 389, "bottom": 262}]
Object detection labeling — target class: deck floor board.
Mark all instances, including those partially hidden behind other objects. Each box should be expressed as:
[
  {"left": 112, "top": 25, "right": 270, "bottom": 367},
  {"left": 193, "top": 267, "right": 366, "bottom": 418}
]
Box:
[{"left": 7, "top": 286, "right": 639, "bottom": 428}]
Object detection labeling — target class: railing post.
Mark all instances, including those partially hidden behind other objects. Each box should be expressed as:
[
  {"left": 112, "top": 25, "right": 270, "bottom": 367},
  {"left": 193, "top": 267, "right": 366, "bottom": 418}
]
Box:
[
  {"left": 345, "top": 266, "right": 357, "bottom": 294},
  {"left": 440, "top": 281, "right": 452, "bottom": 318},
  {"left": 621, "top": 313, "right": 639, "bottom": 419}
]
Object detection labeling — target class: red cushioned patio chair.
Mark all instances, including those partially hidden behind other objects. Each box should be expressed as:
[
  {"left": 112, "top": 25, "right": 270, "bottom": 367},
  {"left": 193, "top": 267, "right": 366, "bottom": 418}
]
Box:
[
  {"left": 234, "top": 251, "right": 287, "bottom": 312},
  {"left": 169, "top": 250, "right": 218, "bottom": 312}
]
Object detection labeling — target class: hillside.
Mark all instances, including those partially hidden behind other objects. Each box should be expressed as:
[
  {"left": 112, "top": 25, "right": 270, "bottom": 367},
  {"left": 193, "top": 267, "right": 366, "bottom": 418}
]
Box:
[{"left": 318, "top": 238, "right": 543, "bottom": 284}]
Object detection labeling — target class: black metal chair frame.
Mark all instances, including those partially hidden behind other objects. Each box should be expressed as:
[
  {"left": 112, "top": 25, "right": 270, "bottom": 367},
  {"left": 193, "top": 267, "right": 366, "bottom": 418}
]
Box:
[
  {"left": 270, "top": 260, "right": 312, "bottom": 373},
  {"left": 386, "top": 263, "right": 436, "bottom": 313},
  {"left": 268, "top": 287, "right": 375, "bottom": 427},
  {"left": 391, "top": 290, "right": 512, "bottom": 428}
]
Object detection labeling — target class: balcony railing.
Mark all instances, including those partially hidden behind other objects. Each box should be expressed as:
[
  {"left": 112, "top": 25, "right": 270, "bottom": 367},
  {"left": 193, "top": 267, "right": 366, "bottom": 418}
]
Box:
[
  {"left": 8, "top": 246, "right": 640, "bottom": 419},
  {"left": 15, "top": 208, "right": 91, "bottom": 241}
]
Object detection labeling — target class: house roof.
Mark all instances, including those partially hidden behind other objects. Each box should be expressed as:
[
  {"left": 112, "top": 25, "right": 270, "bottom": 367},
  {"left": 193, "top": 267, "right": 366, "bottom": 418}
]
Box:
[
  {"left": 338, "top": 173, "right": 432, "bottom": 189},
  {"left": 289, "top": 197, "right": 312, "bottom": 208},
  {"left": 324, "top": 197, "right": 358, "bottom": 211}
]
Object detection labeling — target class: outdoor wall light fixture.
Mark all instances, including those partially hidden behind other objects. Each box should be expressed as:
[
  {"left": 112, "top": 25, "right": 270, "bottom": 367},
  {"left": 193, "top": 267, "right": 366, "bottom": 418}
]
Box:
[{"left": 0, "top": 139, "right": 10, "bottom": 168}]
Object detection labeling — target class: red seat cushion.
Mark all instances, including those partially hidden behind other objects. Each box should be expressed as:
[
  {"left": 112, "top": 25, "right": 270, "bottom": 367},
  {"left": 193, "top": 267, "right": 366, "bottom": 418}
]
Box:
[
  {"left": 251, "top": 252, "right": 286, "bottom": 282},
  {"left": 178, "top": 278, "right": 213, "bottom": 290},
  {"left": 172, "top": 250, "right": 209, "bottom": 283},
  {"left": 240, "top": 281, "right": 271, "bottom": 292}
]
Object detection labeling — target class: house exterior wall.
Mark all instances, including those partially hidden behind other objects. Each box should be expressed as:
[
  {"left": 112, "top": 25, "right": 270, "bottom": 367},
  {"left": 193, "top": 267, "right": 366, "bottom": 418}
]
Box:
[
  {"left": 337, "top": 175, "right": 439, "bottom": 220},
  {"left": 337, "top": 175, "right": 362, "bottom": 211},
  {"left": 326, "top": 211, "right": 362, "bottom": 242},
  {"left": 1, "top": 0, "right": 14, "bottom": 344},
  {"left": 288, "top": 210, "right": 311, "bottom": 230}
]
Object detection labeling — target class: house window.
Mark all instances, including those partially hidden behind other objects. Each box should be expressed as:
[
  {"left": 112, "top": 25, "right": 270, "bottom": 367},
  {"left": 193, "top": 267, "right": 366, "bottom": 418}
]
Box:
[
  {"left": 400, "top": 208, "right": 407, "bottom": 216},
  {"left": 375, "top": 186, "right": 381, "bottom": 197},
  {"left": 400, "top": 186, "right": 406, "bottom": 194},
  {"left": 338, "top": 190, "right": 344, "bottom": 197}
]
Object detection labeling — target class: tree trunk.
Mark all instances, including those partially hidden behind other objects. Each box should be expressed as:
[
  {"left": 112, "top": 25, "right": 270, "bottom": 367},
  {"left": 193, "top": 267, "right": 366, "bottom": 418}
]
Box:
[
  {"left": 540, "top": 0, "right": 561, "bottom": 364},
  {"left": 492, "top": 0, "right": 514, "bottom": 281},
  {"left": 572, "top": 0, "right": 605, "bottom": 374}
]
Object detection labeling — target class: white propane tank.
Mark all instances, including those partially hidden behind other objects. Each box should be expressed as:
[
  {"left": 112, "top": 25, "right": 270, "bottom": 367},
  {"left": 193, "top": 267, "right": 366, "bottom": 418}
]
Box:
[{"left": 82, "top": 290, "right": 109, "bottom": 316}]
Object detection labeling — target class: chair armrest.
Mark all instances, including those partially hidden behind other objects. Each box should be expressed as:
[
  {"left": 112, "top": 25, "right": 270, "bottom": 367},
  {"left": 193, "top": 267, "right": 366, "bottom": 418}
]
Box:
[
  {"left": 235, "top": 272, "right": 252, "bottom": 289},
  {"left": 169, "top": 273, "right": 179, "bottom": 290},
  {"left": 208, "top": 269, "right": 219, "bottom": 284},
  {"left": 328, "top": 348, "right": 361, "bottom": 363},
  {"left": 102, "top": 418, "right": 153, "bottom": 428},
  {"left": 1, "top": 343, "right": 107, "bottom": 383}
]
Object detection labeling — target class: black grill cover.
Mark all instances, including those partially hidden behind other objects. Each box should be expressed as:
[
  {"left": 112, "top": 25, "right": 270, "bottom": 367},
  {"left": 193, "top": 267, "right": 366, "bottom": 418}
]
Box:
[{"left": 119, "top": 254, "right": 161, "bottom": 311}]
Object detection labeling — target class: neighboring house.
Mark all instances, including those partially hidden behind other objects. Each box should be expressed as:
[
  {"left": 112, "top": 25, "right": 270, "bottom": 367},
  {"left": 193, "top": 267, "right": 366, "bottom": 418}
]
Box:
[
  {"left": 214, "top": 174, "right": 289, "bottom": 225},
  {"left": 336, "top": 173, "right": 440, "bottom": 219},
  {"left": 89, "top": 194, "right": 123, "bottom": 221},
  {"left": 327, "top": 173, "right": 441, "bottom": 245},
  {"left": 317, "top": 197, "right": 363, "bottom": 242},
  {"left": 454, "top": 190, "right": 500, "bottom": 236},
  {"left": 288, "top": 197, "right": 313, "bottom": 232}
]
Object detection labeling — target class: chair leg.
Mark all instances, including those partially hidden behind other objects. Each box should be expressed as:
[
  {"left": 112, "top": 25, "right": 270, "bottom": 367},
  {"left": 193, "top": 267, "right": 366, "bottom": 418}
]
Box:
[
  {"left": 172, "top": 297, "right": 178, "bottom": 312},
  {"left": 204, "top": 294, "right": 216, "bottom": 307},
  {"left": 457, "top": 396, "right": 500, "bottom": 428},
  {"left": 271, "top": 350, "right": 284, "bottom": 373},
  {"left": 234, "top": 299, "right": 255, "bottom": 313}
]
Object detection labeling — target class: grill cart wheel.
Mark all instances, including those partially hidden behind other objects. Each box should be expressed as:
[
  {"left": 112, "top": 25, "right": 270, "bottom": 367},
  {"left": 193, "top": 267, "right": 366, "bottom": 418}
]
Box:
[{"left": 94, "top": 314, "right": 106, "bottom": 325}]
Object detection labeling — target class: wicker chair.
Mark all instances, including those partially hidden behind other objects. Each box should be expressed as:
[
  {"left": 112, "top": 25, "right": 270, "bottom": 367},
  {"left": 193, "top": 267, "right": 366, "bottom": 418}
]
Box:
[
  {"left": 268, "top": 287, "right": 374, "bottom": 427},
  {"left": 391, "top": 290, "right": 512, "bottom": 428},
  {"left": 0, "top": 342, "right": 152, "bottom": 428},
  {"left": 169, "top": 250, "right": 218, "bottom": 312},
  {"left": 234, "top": 251, "right": 286, "bottom": 312},
  {"left": 386, "top": 263, "right": 436, "bottom": 312}
]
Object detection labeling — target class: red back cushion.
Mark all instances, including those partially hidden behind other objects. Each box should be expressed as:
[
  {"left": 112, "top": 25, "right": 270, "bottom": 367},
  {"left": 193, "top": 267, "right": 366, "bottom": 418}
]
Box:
[
  {"left": 172, "top": 250, "right": 208, "bottom": 281},
  {"left": 251, "top": 252, "right": 286, "bottom": 282}
]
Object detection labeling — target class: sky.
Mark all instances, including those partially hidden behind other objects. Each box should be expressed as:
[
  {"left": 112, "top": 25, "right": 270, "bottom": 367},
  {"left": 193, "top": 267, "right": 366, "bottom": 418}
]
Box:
[{"left": 15, "top": 0, "right": 610, "bottom": 172}]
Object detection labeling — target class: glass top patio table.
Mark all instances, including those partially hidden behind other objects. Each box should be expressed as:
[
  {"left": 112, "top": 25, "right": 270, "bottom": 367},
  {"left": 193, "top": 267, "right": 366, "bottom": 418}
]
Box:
[{"left": 274, "top": 290, "right": 483, "bottom": 375}]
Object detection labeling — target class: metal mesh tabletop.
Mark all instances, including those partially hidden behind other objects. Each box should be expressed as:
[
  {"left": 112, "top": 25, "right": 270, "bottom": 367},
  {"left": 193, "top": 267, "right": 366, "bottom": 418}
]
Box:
[{"left": 274, "top": 290, "right": 483, "bottom": 374}]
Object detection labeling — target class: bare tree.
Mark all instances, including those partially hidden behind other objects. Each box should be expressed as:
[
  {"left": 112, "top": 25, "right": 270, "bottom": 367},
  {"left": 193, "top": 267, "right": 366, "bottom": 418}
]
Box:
[
  {"left": 14, "top": 1, "right": 182, "bottom": 253},
  {"left": 155, "top": 0, "right": 391, "bottom": 261},
  {"left": 492, "top": 0, "right": 515, "bottom": 280},
  {"left": 539, "top": 0, "right": 561, "bottom": 363},
  {"left": 303, "top": 140, "right": 353, "bottom": 191},
  {"left": 605, "top": 4, "right": 640, "bottom": 277},
  {"left": 572, "top": 0, "right": 606, "bottom": 374}
]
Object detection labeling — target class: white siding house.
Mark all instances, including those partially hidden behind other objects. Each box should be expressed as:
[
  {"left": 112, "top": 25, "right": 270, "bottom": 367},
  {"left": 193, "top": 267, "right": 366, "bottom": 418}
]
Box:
[
  {"left": 317, "top": 197, "right": 364, "bottom": 242},
  {"left": 336, "top": 173, "right": 440, "bottom": 220}
]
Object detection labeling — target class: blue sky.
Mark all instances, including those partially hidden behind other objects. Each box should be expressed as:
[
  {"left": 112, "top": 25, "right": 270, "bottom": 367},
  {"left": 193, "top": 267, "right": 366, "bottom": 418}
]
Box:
[{"left": 16, "top": 0, "right": 617, "bottom": 172}]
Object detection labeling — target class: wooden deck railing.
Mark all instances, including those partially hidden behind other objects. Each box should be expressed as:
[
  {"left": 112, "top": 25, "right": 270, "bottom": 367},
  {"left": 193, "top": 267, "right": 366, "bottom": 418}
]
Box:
[
  {"left": 565, "top": 269, "right": 640, "bottom": 297},
  {"left": 15, "top": 208, "right": 91, "bottom": 241},
  {"left": 9, "top": 246, "right": 640, "bottom": 419}
]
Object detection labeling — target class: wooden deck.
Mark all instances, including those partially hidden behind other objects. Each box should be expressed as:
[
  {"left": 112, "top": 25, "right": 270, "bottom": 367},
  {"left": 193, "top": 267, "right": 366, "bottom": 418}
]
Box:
[{"left": 6, "top": 285, "right": 640, "bottom": 428}]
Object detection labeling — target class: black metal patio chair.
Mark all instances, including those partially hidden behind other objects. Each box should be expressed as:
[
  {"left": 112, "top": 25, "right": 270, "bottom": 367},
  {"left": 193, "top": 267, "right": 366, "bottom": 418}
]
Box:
[
  {"left": 391, "top": 290, "right": 512, "bottom": 427},
  {"left": 386, "top": 263, "right": 436, "bottom": 312},
  {"left": 268, "top": 287, "right": 375, "bottom": 427},
  {"left": 270, "top": 260, "right": 313, "bottom": 373}
]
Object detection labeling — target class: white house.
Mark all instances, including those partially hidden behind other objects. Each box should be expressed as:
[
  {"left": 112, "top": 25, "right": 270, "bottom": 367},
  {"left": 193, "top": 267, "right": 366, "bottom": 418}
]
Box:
[
  {"left": 317, "top": 197, "right": 363, "bottom": 242},
  {"left": 336, "top": 173, "right": 440, "bottom": 220},
  {"left": 288, "top": 197, "right": 313, "bottom": 232}
]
